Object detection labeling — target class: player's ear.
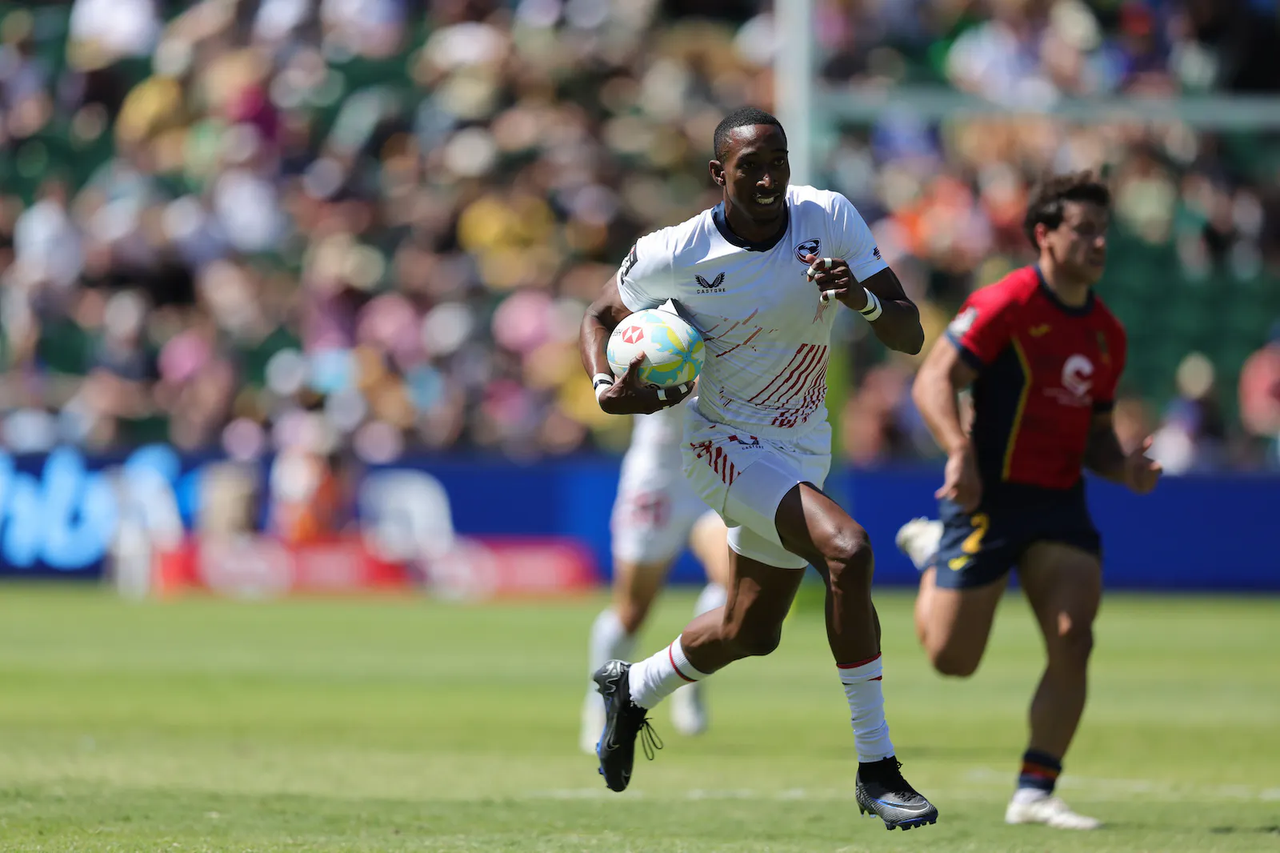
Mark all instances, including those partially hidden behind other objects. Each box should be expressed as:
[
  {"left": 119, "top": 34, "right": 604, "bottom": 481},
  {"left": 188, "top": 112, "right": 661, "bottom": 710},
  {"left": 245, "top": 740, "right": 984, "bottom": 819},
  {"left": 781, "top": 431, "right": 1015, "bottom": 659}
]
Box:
[
  {"left": 1034, "top": 222, "right": 1049, "bottom": 250},
  {"left": 709, "top": 160, "right": 725, "bottom": 188}
]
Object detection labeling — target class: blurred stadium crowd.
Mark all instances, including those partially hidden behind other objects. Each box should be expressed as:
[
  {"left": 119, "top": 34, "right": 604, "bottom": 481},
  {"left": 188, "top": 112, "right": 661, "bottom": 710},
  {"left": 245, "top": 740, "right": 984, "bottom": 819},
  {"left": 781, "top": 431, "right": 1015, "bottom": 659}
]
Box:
[{"left": 2, "top": 0, "right": 1280, "bottom": 471}]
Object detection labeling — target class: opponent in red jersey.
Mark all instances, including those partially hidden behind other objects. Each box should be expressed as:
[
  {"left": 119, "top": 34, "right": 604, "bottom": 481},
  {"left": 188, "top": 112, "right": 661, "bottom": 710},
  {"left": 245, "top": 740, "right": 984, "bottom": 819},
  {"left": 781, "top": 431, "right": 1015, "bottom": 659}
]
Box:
[{"left": 901, "top": 172, "right": 1161, "bottom": 830}]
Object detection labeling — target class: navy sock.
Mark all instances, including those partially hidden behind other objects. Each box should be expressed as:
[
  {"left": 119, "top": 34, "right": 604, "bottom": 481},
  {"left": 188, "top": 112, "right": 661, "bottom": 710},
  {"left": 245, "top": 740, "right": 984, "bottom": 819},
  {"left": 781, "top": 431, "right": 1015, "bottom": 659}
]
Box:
[{"left": 1017, "top": 749, "right": 1062, "bottom": 794}]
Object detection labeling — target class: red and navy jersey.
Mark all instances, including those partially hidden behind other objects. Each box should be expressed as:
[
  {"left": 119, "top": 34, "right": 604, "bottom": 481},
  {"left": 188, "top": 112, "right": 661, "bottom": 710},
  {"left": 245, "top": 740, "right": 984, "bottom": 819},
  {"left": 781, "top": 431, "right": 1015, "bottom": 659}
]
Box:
[{"left": 946, "top": 265, "right": 1127, "bottom": 491}]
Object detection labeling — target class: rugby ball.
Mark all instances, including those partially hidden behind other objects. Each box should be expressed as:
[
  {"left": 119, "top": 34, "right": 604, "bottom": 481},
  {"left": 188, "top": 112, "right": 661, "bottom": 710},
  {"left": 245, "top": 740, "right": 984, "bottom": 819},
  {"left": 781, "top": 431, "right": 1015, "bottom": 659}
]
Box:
[{"left": 607, "top": 308, "right": 705, "bottom": 389}]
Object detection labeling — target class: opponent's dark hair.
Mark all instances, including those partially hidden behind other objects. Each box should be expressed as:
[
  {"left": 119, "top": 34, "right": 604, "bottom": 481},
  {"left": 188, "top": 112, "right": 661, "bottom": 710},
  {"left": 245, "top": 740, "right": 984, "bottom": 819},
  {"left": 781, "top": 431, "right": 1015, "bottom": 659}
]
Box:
[
  {"left": 713, "top": 107, "right": 786, "bottom": 162},
  {"left": 1023, "top": 171, "right": 1111, "bottom": 247}
]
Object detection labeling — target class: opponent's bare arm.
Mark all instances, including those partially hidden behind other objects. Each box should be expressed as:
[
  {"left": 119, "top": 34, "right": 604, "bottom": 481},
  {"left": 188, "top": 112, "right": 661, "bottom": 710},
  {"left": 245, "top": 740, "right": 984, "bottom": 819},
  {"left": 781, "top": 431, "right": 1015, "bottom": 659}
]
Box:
[
  {"left": 579, "top": 277, "right": 692, "bottom": 416},
  {"left": 913, "top": 337, "right": 982, "bottom": 510},
  {"left": 803, "top": 256, "right": 923, "bottom": 354},
  {"left": 1084, "top": 410, "right": 1161, "bottom": 494}
]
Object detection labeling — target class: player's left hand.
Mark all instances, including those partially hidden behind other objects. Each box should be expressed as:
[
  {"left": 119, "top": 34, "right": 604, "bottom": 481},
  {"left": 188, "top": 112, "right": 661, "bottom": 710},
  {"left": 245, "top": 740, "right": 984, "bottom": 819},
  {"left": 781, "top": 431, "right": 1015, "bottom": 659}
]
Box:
[
  {"left": 1123, "top": 436, "right": 1162, "bottom": 495},
  {"left": 598, "top": 353, "right": 694, "bottom": 415},
  {"left": 802, "top": 255, "right": 866, "bottom": 311}
]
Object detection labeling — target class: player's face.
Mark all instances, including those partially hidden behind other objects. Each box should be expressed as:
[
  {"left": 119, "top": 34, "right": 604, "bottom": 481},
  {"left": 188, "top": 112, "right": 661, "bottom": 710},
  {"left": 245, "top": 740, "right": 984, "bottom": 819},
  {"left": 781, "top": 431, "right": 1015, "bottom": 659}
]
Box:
[
  {"left": 1045, "top": 201, "right": 1109, "bottom": 284},
  {"left": 715, "top": 125, "right": 790, "bottom": 223}
]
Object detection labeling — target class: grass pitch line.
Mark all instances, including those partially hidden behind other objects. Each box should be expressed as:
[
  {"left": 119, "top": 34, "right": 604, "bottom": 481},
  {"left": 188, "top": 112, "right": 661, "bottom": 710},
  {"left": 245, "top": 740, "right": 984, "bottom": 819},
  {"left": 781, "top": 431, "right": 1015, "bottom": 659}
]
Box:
[
  {"left": 964, "top": 767, "right": 1280, "bottom": 801},
  {"left": 533, "top": 788, "right": 849, "bottom": 802},
  {"left": 532, "top": 786, "right": 994, "bottom": 803},
  {"left": 531, "top": 773, "right": 1280, "bottom": 804}
]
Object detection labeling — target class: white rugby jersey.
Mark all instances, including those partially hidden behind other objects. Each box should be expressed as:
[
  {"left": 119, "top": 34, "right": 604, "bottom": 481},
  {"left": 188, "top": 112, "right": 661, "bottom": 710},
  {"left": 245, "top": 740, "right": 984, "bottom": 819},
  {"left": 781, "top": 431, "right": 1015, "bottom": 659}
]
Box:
[
  {"left": 617, "top": 184, "right": 886, "bottom": 439},
  {"left": 630, "top": 400, "right": 685, "bottom": 450}
]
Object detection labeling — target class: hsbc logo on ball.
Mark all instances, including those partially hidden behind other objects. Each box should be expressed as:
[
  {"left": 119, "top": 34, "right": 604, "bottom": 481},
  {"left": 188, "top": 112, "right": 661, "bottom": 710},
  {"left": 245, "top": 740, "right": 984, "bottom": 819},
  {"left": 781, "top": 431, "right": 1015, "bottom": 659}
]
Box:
[{"left": 621, "top": 326, "right": 644, "bottom": 345}]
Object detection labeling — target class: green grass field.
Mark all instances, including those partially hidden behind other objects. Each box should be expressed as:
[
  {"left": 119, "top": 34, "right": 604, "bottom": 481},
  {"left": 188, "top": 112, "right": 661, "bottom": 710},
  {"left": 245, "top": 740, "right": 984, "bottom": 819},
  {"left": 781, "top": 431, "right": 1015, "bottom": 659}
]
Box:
[{"left": 0, "top": 585, "right": 1277, "bottom": 852}]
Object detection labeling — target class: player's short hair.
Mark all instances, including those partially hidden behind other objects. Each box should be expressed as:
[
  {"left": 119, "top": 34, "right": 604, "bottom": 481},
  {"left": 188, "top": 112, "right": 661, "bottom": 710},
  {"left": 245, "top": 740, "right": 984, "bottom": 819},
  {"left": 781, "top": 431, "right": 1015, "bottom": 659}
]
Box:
[
  {"left": 1023, "top": 171, "right": 1111, "bottom": 247},
  {"left": 713, "top": 107, "right": 786, "bottom": 162}
]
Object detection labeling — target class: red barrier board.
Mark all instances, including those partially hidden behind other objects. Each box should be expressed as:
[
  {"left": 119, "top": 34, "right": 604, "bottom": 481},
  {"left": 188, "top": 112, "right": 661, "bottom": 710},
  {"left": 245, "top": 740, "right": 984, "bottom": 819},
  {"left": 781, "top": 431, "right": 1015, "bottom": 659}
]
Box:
[{"left": 150, "top": 535, "right": 598, "bottom": 600}]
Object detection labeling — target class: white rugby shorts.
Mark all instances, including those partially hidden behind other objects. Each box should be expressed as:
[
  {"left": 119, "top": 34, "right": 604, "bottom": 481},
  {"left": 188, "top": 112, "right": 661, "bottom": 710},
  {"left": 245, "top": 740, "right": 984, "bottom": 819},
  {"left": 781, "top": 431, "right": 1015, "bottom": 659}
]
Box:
[
  {"left": 681, "top": 400, "right": 831, "bottom": 569},
  {"left": 611, "top": 434, "right": 712, "bottom": 565}
]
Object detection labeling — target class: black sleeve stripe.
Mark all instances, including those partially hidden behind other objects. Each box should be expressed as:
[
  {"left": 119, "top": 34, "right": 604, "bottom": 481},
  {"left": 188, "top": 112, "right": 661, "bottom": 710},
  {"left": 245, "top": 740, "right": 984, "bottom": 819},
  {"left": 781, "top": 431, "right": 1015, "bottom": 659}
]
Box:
[{"left": 945, "top": 331, "right": 988, "bottom": 372}]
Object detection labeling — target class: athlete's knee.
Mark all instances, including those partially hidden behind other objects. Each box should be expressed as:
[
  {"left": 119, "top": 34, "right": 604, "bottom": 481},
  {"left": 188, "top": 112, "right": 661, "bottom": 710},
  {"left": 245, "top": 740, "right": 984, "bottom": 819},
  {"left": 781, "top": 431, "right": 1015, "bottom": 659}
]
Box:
[
  {"left": 1051, "top": 612, "right": 1094, "bottom": 667},
  {"left": 824, "top": 523, "right": 874, "bottom": 590},
  {"left": 725, "top": 619, "right": 784, "bottom": 658},
  {"left": 614, "top": 597, "right": 653, "bottom": 635},
  {"left": 928, "top": 644, "right": 981, "bottom": 678}
]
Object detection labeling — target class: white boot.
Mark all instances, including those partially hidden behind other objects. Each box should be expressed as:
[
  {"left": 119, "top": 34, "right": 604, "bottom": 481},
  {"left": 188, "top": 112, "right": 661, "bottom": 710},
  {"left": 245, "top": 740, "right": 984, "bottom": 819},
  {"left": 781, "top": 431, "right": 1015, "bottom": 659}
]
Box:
[
  {"left": 580, "top": 691, "right": 605, "bottom": 755},
  {"left": 669, "top": 681, "right": 707, "bottom": 736},
  {"left": 1005, "top": 790, "right": 1101, "bottom": 830},
  {"left": 895, "top": 517, "right": 943, "bottom": 571}
]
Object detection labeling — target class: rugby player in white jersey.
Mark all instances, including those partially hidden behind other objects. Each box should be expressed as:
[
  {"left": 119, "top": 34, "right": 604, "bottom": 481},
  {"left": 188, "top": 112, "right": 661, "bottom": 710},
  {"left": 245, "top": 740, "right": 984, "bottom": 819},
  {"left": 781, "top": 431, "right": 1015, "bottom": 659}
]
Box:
[
  {"left": 578, "top": 107, "right": 938, "bottom": 831},
  {"left": 580, "top": 400, "right": 731, "bottom": 753}
]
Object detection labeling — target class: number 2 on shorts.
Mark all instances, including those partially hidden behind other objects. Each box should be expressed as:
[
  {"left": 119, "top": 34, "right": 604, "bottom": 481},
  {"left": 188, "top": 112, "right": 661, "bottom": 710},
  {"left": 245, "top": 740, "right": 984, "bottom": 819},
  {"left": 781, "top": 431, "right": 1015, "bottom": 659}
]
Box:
[{"left": 961, "top": 513, "right": 990, "bottom": 555}]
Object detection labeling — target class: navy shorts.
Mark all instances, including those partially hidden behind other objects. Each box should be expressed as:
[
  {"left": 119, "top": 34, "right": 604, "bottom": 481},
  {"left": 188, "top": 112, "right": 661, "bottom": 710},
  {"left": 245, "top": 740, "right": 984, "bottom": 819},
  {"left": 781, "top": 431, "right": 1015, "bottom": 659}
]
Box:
[{"left": 931, "top": 483, "right": 1101, "bottom": 590}]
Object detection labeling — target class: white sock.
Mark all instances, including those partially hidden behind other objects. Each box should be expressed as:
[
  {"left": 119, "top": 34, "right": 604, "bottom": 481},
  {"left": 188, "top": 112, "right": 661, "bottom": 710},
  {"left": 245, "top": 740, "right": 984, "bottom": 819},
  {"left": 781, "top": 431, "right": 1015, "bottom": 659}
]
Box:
[
  {"left": 838, "top": 653, "right": 895, "bottom": 763},
  {"left": 693, "top": 582, "right": 727, "bottom": 618},
  {"left": 589, "top": 609, "right": 636, "bottom": 676},
  {"left": 629, "top": 636, "right": 709, "bottom": 709},
  {"left": 1011, "top": 787, "right": 1050, "bottom": 805}
]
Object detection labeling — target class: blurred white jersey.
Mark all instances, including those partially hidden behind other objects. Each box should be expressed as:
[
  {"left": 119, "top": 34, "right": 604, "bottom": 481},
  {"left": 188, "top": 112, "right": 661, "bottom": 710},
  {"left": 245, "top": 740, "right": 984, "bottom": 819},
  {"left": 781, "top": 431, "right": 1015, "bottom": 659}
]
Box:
[
  {"left": 611, "top": 403, "right": 709, "bottom": 565},
  {"left": 617, "top": 184, "right": 885, "bottom": 439},
  {"left": 629, "top": 396, "right": 684, "bottom": 448}
]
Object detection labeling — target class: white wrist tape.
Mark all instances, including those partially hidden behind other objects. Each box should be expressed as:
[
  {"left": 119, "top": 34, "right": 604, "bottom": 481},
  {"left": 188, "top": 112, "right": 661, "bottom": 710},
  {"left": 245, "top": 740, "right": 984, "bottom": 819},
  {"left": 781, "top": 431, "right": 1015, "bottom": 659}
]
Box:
[
  {"left": 859, "top": 288, "right": 883, "bottom": 322},
  {"left": 592, "top": 373, "right": 614, "bottom": 402}
]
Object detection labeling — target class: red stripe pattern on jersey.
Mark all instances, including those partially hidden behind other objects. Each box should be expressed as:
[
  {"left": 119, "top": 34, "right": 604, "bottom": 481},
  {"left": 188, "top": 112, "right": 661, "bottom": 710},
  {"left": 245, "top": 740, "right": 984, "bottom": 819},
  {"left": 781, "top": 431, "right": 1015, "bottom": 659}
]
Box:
[
  {"left": 750, "top": 344, "right": 829, "bottom": 407},
  {"left": 799, "top": 359, "right": 830, "bottom": 412},
  {"left": 689, "top": 439, "right": 738, "bottom": 486},
  {"left": 773, "top": 345, "right": 827, "bottom": 404},
  {"left": 746, "top": 344, "right": 831, "bottom": 429},
  {"left": 749, "top": 344, "right": 811, "bottom": 404}
]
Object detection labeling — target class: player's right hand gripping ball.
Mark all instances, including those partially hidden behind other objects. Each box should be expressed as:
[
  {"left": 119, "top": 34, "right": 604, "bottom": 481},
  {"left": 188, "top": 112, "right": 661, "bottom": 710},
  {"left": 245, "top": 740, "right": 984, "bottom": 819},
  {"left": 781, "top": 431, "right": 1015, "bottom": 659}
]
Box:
[{"left": 607, "top": 309, "right": 705, "bottom": 388}]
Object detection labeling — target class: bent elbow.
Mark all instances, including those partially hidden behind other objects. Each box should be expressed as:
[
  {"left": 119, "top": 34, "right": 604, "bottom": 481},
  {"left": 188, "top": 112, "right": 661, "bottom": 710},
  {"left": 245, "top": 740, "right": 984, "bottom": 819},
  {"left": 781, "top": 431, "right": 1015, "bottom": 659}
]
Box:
[{"left": 895, "top": 324, "right": 924, "bottom": 356}]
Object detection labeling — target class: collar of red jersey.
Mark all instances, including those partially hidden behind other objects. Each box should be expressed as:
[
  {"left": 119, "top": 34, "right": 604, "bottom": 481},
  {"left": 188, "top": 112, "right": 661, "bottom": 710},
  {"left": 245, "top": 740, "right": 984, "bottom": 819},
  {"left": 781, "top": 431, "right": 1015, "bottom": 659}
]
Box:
[{"left": 1034, "top": 265, "right": 1095, "bottom": 317}]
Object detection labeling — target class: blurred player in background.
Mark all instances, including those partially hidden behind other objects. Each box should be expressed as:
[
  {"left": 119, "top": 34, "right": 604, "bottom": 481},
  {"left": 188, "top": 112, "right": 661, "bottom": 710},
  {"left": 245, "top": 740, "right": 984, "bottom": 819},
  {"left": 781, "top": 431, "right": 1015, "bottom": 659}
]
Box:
[
  {"left": 580, "top": 401, "right": 730, "bottom": 753},
  {"left": 270, "top": 445, "right": 353, "bottom": 545},
  {"left": 902, "top": 172, "right": 1161, "bottom": 830},
  {"left": 580, "top": 107, "right": 937, "bottom": 831}
]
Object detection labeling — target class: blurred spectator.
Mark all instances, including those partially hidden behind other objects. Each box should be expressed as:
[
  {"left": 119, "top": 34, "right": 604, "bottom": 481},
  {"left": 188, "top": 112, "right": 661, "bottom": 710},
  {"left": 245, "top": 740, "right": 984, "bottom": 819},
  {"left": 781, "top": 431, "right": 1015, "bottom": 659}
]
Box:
[
  {"left": 68, "top": 0, "right": 160, "bottom": 69},
  {"left": 1149, "top": 352, "right": 1227, "bottom": 474},
  {"left": 269, "top": 438, "right": 354, "bottom": 544},
  {"left": 1239, "top": 324, "right": 1280, "bottom": 467},
  {"left": 12, "top": 177, "right": 82, "bottom": 292}
]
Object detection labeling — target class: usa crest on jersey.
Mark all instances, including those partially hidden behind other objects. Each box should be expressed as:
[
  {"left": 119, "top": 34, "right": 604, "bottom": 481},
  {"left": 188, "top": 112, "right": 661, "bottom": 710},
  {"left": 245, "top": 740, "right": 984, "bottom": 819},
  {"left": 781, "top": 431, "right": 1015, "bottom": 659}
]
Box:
[{"left": 795, "top": 238, "right": 820, "bottom": 262}]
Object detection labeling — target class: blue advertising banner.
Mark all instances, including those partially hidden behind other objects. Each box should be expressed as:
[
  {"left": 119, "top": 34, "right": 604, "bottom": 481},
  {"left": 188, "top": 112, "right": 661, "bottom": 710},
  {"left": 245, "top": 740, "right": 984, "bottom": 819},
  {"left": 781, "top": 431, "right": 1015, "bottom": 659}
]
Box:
[
  {"left": 0, "top": 448, "right": 122, "bottom": 576},
  {"left": 0, "top": 447, "right": 215, "bottom": 578},
  {"left": 415, "top": 459, "right": 1277, "bottom": 592},
  {"left": 0, "top": 448, "right": 1274, "bottom": 591}
]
